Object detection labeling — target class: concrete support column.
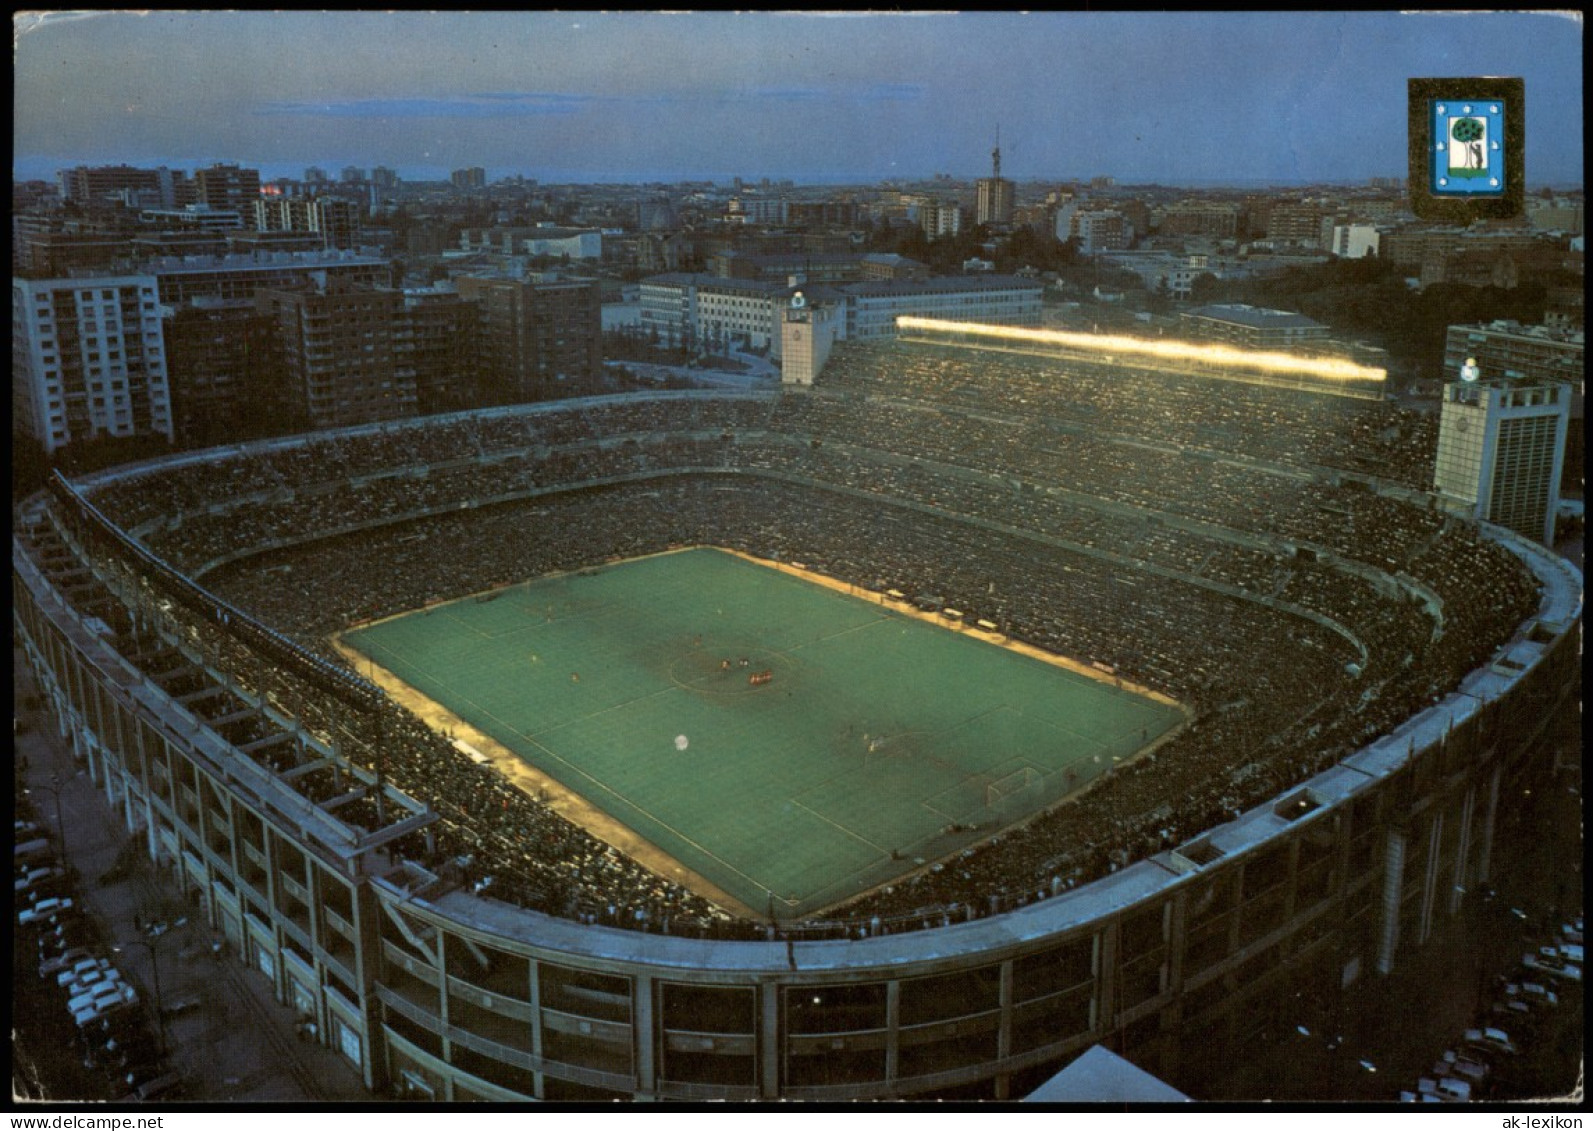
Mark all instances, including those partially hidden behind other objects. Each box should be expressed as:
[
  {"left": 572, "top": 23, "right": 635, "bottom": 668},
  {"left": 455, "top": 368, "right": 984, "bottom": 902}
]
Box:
[
  {"left": 1095, "top": 924, "right": 1118, "bottom": 1035},
  {"left": 1377, "top": 828, "right": 1407, "bottom": 975},
  {"left": 994, "top": 959, "right": 1013, "bottom": 1101},
  {"left": 527, "top": 958, "right": 545, "bottom": 1100},
  {"left": 633, "top": 973, "right": 656, "bottom": 1098},
  {"left": 758, "top": 981, "right": 780, "bottom": 1099},
  {"left": 1477, "top": 766, "right": 1501, "bottom": 883},
  {"left": 884, "top": 979, "right": 900, "bottom": 1085}
]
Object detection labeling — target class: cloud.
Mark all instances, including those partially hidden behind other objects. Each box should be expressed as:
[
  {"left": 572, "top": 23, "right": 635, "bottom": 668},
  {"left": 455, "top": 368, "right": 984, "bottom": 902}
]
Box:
[{"left": 254, "top": 92, "right": 591, "bottom": 119}]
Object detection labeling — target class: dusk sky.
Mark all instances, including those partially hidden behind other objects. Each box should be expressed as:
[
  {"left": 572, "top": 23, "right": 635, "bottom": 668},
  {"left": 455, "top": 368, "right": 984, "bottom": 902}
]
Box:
[{"left": 13, "top": 10, "right": 1584, "bottom": 187}]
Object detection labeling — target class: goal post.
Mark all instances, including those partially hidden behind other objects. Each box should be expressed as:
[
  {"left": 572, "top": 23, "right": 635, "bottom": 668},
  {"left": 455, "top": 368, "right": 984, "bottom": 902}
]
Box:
[{"left": 985, "top": 765, "right": 1044, "bottom": 809}]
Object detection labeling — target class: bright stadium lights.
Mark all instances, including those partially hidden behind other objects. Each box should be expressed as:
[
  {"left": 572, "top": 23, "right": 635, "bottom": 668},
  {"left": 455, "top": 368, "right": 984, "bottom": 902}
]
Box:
[{"left": 894, "top": 317, "right": 1388, "bottom": 387}]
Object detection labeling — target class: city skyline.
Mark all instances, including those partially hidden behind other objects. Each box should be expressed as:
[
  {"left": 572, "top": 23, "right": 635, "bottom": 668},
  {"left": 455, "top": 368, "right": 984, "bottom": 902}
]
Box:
[{"left": 13, "top": 11, "right": 1584, "bottom": 188}]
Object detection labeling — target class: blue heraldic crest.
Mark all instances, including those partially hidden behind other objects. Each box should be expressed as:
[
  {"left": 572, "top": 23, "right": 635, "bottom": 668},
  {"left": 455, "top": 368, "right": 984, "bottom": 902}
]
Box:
[{"left": 1430, "top": 99, "right": 1506, "bottom": 197}]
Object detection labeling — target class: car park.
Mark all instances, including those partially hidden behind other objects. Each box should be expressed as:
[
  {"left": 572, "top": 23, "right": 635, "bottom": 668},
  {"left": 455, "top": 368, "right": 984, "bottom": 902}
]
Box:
[{"left": 68, "top": 981, "right": 135, "bottom": 1016}]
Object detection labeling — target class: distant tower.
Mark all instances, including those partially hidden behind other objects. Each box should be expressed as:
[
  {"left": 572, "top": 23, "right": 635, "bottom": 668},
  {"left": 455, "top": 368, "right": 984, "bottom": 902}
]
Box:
[{"left": 976, "top": 126, "right": 1015, "bottom": 227}]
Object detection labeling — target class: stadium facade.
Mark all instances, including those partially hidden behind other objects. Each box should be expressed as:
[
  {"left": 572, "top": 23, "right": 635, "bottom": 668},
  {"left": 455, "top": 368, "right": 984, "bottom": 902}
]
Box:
[{"left": 13, "top": 347, "right": 1580, "bottom": 1101}]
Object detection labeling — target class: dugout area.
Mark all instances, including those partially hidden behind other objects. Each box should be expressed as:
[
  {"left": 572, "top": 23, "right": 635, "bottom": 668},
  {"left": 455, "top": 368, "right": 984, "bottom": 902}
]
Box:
[{"left": 337, "top": 548, "right": 1185, "bottom": 921}]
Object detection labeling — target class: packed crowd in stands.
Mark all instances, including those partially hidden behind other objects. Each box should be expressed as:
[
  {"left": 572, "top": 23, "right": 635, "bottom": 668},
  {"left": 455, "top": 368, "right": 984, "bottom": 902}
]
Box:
[{"left": 54, "top": 339, "right": 1540, "bottom": 939}]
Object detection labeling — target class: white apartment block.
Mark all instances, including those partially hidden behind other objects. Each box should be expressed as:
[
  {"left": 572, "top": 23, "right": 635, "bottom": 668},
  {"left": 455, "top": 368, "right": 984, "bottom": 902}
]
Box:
[{"left": 13, "top": 276, "right": 172, "bottom": 454}]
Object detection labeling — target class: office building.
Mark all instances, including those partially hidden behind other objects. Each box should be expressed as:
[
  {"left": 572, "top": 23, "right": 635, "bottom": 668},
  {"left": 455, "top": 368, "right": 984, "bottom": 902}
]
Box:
[
  {"left": 12, "top": 274, "right": 172, "bottom": 454},
  {"left": 1434, "top": 376, "right": 1571, "bottom": 545},
  {"left": 781, "top": 291, "right": 839, "bottom": 386}
]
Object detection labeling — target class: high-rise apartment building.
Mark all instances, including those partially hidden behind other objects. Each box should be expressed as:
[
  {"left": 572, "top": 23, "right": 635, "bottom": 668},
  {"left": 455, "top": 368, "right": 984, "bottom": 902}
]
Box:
[
  {"left": 451, "top": 167, "right": 487, "bottom": 191},
  {"left": 454, "top": 275, "right": 602, "bottom": 402},
  {"left": 976, "top": 132, "right": 1015, "bottom": 227},
  {"left": 255, "top": 280, "right": 415, "bottom": 431},
  {"left": 1433, "top": 377, "right": 1571, "bottom": 545},
  {"left": 254, "top": 197, "right": 363, "bottom": 250},
  {"left": 162, "top": 298, "right": 283, "bottom": 448},
  {"left": 194, "top": 163, "right": 262, "bottom": 213},
  {"left": 12, "top": 275, "right": 173, "bottom": 454}
]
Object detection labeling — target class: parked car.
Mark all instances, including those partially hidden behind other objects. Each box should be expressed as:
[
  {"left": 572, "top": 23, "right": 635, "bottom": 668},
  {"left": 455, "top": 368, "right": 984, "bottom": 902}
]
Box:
[
  {"left": 56, "top": 957, "right": 115, "bottom": 987},
  {"left": 68, "top": 981, "right": 134, "bottom": 1016},
  {"left": 18, "top": 896, "right": 74, "bottom": 925},
  {"left": 1560, "top": 920, "right": 1584, "bottom": 945},
  {"left": 1523, "top": 952, "right": 1582, "bottom": 982},
  {"left": 39, "top": 946, "right": 96, "bottom": 979},
  {"left": 14, "top": 821, "right": 45, "bottom": 838},
  {"left": 1399, "top": 1090, "right": 1443, "bottom": 1103},
  {"left": 1554, "top": 942, "right": 1582, "bottom": 965},
  {"left": 63, "top": 967, "right": 124, "bottom": 999},
  {"left": 1508, "top": 981, "right": 1560, "bottom": 1008},
  {"left": 14, "top": 837, "right": 53, "bottom": 864},
  {"left": 1417, "top": 1075, "right": 1471, "bottom": 1102},
  {"left": 121, "top": 1071, "right": 183, "bottom": 1102},
  {"left": 1463, "top": 1028, "right": 1519, "bottom": 1057},
  {"left": 1440, "top": 1050, "right": 1490, "bottom": 1084}
]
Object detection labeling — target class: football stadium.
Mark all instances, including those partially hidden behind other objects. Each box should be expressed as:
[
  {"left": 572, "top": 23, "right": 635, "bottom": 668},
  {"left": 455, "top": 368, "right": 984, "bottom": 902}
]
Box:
[{"left": 15, "top": 331, "right": 1581, "bottom": 1100}]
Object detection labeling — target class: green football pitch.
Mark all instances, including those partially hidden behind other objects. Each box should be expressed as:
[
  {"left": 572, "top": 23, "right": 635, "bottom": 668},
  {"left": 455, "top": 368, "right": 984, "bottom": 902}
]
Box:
[{"left": 340, "top": 548, "right": 1184, "bottom": 920}]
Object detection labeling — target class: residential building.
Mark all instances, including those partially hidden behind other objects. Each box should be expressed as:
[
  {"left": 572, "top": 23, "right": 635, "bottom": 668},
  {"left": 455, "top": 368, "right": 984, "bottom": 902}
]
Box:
[
  {"left": 396, "top": 286, "right": 481, "bottom": 416},
  {"left": 12, "top": 274, "right": 172, "bottom": 454},
  {"left": 1072, "top": 210, "right": 1130, "bottom": 254},
  {"left": 1434, "top": 377, "right": 1571, "bottom": 545},
  {"left": 58, "top": 164, "right": 162, "bottom": 206},
  {"left": 255, "top": 280, "right": 414, "bottom": 431},
  {"left": 161, "top": 298, "right": 283, "bottom": 447},
  {"left": 193, "top": 163, "right": 262, "bottom": 213},
  {"left": 136, "top": 250, "right": 394, "bottom": 308},
  {"left": 1327, "top": 223, "right": 1380, "bottom": 259},
  {"left": 454, "top": 275, "right": 602, "bottom": 402},
  {"left": 450, "top": 167, "right": 487, "bottom": 191},
  {"left": 254, "top": 197, "right": 363, "bottom": 250},
  {"left": 1160, "top": 202, "right": 1241, "bottom": 239},
  {"left": 457, "top": 227, "right": 602, "bottom": 261},
  {"left": 976, "top": 132, "right": 1015, "bottom": 226},
  {"left": 920, "top": 199, "right": 963, "bottom": 239},
  {"left": 137, "top": 204, "right": 245, "bottom": 231},
  {"left": 1266, "top": 203, "right": 1324, "bottom": 244}
]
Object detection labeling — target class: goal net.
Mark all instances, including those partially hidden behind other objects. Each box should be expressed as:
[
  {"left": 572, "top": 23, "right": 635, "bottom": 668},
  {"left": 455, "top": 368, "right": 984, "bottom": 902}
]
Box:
[{"left": 986, "top": 765, "right": 1044, "bottom": 809}]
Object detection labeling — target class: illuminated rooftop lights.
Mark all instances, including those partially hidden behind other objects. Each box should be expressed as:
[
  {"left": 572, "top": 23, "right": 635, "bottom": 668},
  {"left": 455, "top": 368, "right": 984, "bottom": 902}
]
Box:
[{"left": 895, "top": 317, "right": 1387, "bottom": 384}]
